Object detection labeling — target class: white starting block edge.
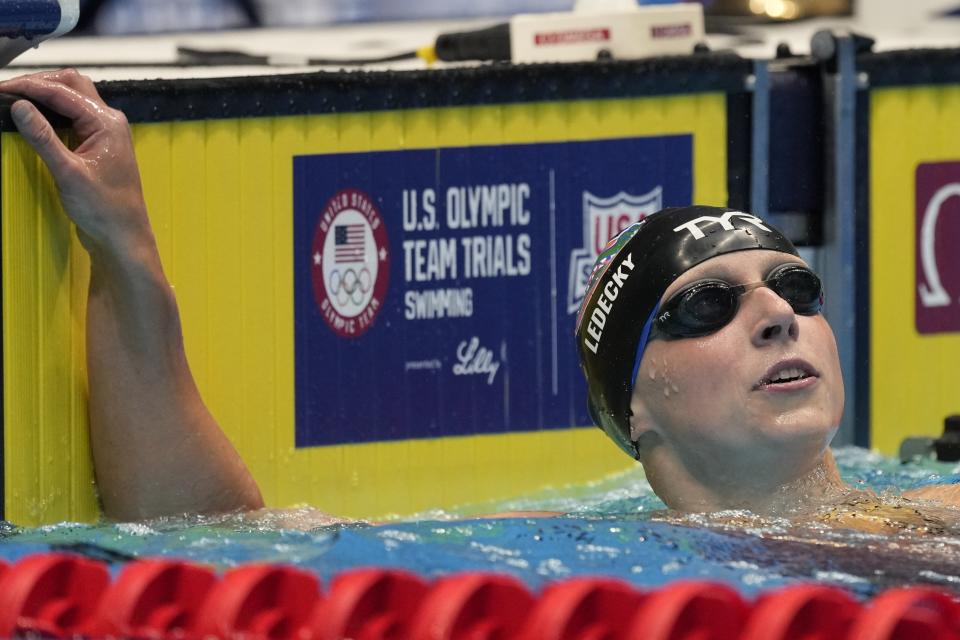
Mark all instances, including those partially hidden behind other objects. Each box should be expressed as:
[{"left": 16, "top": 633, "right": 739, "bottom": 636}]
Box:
[{"left": 0, "top": 2, "right": 957, "bottom": 82}]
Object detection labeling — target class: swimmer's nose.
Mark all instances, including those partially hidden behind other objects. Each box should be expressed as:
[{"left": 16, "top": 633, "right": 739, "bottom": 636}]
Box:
[{"left": 748, "top": 286, "right": 799, "bottom": 346}]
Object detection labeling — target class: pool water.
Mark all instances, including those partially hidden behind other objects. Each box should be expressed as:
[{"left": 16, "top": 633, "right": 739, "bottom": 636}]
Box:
[{"left": 3, "top": 447, "right": 960, "bottom": 598}]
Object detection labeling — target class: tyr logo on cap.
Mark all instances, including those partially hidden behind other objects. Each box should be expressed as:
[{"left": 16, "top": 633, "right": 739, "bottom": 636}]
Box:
[{"left": 672, "top": 211, "right": 771, "bottom": 240}]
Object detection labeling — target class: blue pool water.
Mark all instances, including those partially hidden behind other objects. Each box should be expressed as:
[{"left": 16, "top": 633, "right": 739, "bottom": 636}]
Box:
[{"left": 3, "top": 447, "right": 960, "bottom": 598}]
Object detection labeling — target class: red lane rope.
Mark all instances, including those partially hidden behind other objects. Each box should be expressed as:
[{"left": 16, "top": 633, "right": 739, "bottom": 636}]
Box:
[{"left": 0, "top": 553, "right": 956, "bottom": 639}]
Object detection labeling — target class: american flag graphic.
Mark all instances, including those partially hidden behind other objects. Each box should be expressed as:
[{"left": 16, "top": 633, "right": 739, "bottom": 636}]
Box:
[{"left": 334, "top": 224, "right": 366, "bottom": 264}]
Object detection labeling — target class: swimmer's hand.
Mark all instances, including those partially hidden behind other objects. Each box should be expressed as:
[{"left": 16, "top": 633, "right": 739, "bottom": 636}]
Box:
[
  {"left": 0, "top": 69, "right": 265, "bottom": 521},
  {"left": 0, "top": 69, "right": 151, "bottom": 260}
]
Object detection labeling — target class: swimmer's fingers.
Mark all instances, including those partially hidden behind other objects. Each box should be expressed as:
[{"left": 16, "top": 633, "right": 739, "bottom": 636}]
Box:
[
  {"left": 34, "top": 69, "right": 101, "bottom": 100},
  {"left": 0, "top": 76, "right": 107, "bottom": 138},
  {"left": 2, "top": 68, "right": 101, "bottom": 100},
  {"left": 9, "top": 100, "right": 78, "bottom": 179}
]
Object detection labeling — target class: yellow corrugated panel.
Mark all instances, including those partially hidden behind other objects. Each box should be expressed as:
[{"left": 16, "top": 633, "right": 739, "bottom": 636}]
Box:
[
  {"left": 170, "top": 121, "right": 211, "bottom": 395},
  {"left": 436, "top": 107, "right": 471, "bottom": 148},
  {"left": 870, "top": 86, "right": 960, "bottom": 454},
  {"left": 269, "top": 114, "right": 308, "bottom": 513},
  {"left": 4, "top": 94, "right": 726, "bottom": 525},
  {"left": 2, "top": 132, "right": 97, "bottom": 525},
  {"left": 237, "top": 117, "right": 283, "bottom": 509},
  {"left": 205, "top": 119, "right": 244, "bottom": 448}
]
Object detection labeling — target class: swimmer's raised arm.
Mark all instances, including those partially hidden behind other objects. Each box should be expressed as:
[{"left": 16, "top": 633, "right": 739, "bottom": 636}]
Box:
[{"left": 0, "top": 70, "right": 263, "bottom": 520}]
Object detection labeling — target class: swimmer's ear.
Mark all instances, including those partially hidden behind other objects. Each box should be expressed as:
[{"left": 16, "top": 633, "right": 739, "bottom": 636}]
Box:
[{"left": 628, "top": 394, "right": 661, "bottom": 456}]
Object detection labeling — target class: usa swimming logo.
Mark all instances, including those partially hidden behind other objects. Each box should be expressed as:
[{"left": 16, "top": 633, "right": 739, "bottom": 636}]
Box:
[
  {"left": 311, "top": 188, "right": 390, "bottom": 338},
  {"left": 567, "top": 187, "right": 662, "bottom": 314}
]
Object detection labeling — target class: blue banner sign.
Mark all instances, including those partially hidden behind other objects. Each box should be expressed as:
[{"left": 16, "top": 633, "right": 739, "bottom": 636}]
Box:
[{"left": 294, "top": 136, "right": 692, "bottom": 447}]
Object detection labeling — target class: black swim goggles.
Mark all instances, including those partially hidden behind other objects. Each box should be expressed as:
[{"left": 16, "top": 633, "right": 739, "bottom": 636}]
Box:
[
  {"left": 629, "top": 263, "right": 823, "bottom": 388},
  {"left": 654, "top": 263, "right": 823, "bottom": 338}
]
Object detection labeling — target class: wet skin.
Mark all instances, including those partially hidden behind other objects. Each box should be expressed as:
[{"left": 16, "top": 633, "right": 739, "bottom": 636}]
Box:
[
  {"left": 630, "top": 250, "right": 846, "bottom": 512},
  {"left": 2, "top": 68, "right": 958, "bottom": 528},
  {"left": 0, "top": 70, "right": 264, "bottom": 520}
]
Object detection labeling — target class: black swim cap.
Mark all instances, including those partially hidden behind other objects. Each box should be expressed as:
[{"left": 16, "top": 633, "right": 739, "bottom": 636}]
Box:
[{"left": 575, "top": 206, "right": 799, "bottom": 458}]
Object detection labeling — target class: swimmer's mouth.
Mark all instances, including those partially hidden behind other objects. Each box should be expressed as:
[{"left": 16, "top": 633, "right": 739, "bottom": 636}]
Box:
[{"left": 755, "top": 359, "right": 819, "bottom": 389}]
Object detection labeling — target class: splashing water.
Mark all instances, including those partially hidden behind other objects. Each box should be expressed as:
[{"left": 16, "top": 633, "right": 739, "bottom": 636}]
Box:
[{"left": 3, "top": 447, "right": 960, "bottom": 597}]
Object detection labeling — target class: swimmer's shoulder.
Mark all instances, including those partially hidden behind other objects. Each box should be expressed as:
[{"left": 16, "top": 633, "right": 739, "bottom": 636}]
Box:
[{"left": 903, "top": 483, "right": 960, "bottom": 507}]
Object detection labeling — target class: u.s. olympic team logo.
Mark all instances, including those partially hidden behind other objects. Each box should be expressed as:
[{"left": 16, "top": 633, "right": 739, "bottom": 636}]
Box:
[{"left": 311, "top": 189, "right": 390, "bottom": 338}]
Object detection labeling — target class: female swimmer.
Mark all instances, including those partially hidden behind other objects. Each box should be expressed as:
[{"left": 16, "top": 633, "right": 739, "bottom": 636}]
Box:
[
  {"left": 3, "top": 70, "right": 959, "bottom": 528},
  {"left": 576, "top": 208, "right": 960, "bottom": 530}
]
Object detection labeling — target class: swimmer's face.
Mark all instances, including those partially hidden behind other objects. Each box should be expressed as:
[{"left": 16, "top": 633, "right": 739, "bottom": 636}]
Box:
[{"left": 630, "top": 250, "right": 844, "bottom": 482}]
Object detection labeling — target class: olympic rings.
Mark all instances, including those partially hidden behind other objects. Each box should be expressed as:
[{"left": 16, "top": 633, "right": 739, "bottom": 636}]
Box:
[
  {"left": 329, "top": 270, "right": 342, "bottom": 294},
  {"left": 342, "top": 269, "right": 358, "bottom": 293},
  {"left": 326, "top": 265, "right": 374, "bottom": 309}
]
